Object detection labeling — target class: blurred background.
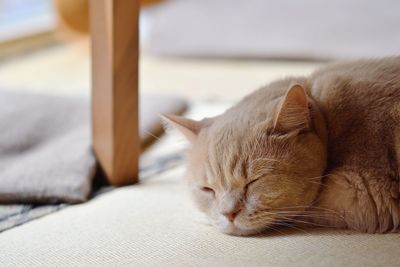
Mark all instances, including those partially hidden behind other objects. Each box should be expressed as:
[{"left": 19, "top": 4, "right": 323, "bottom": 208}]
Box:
[{"left": 0, "top": 0, "right": 399, "bottom": 100}]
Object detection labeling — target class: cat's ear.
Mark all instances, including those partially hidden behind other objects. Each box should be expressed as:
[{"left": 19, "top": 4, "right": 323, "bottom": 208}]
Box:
[
  {"left": 161, "top": 114, "right": 203, "bottom": 143},
  {"left": 274, "top": 84, "right": 309, "bottom": 133}
]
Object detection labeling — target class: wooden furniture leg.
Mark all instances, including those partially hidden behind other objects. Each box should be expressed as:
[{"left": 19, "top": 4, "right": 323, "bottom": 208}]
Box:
[{"left": 90, "top": 0, "right": 139, "bottom": 185}]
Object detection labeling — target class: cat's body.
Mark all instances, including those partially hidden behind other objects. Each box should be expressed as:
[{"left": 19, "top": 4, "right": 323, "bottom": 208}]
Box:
[
  {"left": 164, "top": 57, "right": 400, "bottom": 235},
  {"left": 309, "top": 58, "right": 400, "bottom": 233}
]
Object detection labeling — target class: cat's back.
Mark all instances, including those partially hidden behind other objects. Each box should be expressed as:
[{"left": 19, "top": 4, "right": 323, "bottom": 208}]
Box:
[
  {"left": 310, "top": 57, "right": 400, "bottom": 106},
  {"left": 309, "top": 57, "right": 400, "bottom": 170}
]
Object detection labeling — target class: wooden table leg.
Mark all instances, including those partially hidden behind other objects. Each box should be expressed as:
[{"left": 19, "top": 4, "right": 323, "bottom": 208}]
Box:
[{"left": 90, "top": 0, "right": 139, "bottom": 185}]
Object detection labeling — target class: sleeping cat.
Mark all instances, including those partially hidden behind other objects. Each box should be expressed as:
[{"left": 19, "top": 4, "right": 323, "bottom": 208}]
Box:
[{"left": 163, "top": 57, "right": 400, "bottom": 235}]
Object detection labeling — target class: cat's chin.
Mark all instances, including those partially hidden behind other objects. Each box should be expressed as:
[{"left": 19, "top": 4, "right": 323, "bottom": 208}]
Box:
[{"left": 218, "top": 224, "right": 264, "bottom": 236}]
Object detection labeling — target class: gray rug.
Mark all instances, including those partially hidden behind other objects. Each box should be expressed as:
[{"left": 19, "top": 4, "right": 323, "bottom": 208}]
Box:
[
  {"left": 0, "top": 90, "right": 187, "bottom": 204},
  {"left": 0, "top": 91, "right": 94, "bottom": 204}
]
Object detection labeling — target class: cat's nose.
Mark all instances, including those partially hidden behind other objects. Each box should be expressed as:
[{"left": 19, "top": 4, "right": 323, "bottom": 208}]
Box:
[{"left": 223, "top": 209, "right": 241, "bottom": 222}]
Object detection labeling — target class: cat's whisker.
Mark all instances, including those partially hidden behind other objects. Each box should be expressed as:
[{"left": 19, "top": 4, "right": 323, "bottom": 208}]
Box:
[
  {"left": 276, "top": 215, "right": 333, "bottom": 228},
  {"left": 279, "top": 209, "right": 346, "bottom": 221},
  {"left": 266, "top": 225, "right": 286, "bottom": 235},
  {"left": 144, "top": 130, "right": 161, "bottom": 141},
  {"left": 265, "top": 206, "right": 346, "bottom": 220},
  {"left": 273, "top": 213, "right": 328, "bottom": 227},
  {"left": 249, "top": 209, "right": 339, "bottom": 224},
  {"left": 307, "top": 181, "right": 329, "bottom": 188},
  {"left": 305, "top": 174, "right": 331, "bottom": 181},
  {"left": 276, "top": 211, "right": 332, "bottom": 216},
  {"left": 272, "top": 205, "right": 341, "bottom": 214},
  {"left": 247, "top": 214, "right": 316, "bottom": 234},
  {"left": 278, "top": 212, "right": 339, "bottom": 219},
  {"left": 272, "top": 221, "right": 313, "bottom": 235}
]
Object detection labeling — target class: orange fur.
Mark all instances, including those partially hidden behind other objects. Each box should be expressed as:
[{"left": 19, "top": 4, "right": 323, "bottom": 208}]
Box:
[{"left": 164, "top": 57, "right": 400, "bottom": 235}]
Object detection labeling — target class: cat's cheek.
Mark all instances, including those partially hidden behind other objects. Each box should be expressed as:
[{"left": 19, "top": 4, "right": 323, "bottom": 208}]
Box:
[
  {"left": 190, "top": 190, "right": 219, "bottom": 221},
  {"left": 193, "top": 212, "right": 213, "bottom": 226},
  {"left": 192, "top": 196, "right": 210, "bottom": 214},
  {"left": 245, "top": 194, "right": 260, "bottom": 209}
]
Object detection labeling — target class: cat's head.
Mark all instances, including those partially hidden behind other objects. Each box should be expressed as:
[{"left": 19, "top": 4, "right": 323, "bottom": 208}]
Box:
[{"left": 163, "top": 84, "right": 327, "bottom": 235}]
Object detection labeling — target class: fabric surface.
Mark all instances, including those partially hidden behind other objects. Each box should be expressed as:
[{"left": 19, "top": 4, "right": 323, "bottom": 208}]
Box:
[
  {"left": 144, "top": 0, "right": 400, "bottom": 60},
  {"left": 0, "top": 204, "right": 66, "bottom": 233},
  {"left": 1, "top": 100, "right": 399, "bottom": 267},
  {"left": 0, "top": 90, "right": 187, "bottom": 204},
  {"left": 2, "top": 167, "right": 399, "bottom": 267}
]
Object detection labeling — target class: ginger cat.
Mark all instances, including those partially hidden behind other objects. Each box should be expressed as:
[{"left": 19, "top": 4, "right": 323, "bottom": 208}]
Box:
[{"left": 163, "top": 57, "right": 400, "bottom": 235}]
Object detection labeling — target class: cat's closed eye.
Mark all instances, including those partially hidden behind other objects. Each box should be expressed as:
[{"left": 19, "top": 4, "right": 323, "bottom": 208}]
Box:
[
  {"left": 244, "top": 178, "right": 260, "bottom": 201},
  {"left": 245, "top": 178, "right": 260, "bottom": 191},
  {"left": 201, "top": 186, "right": 215, "bottom": 195}
]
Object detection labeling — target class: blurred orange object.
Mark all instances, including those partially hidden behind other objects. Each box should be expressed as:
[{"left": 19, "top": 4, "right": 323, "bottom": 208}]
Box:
[
  {"left": 54, "top": 0, "right": 163, "bottom": 35},
  {"left": 54, "top": 0, "right": 89, "bottom": 34},
  {"left": 141, "top": 0, "right": 163, "bottom": 5}
]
